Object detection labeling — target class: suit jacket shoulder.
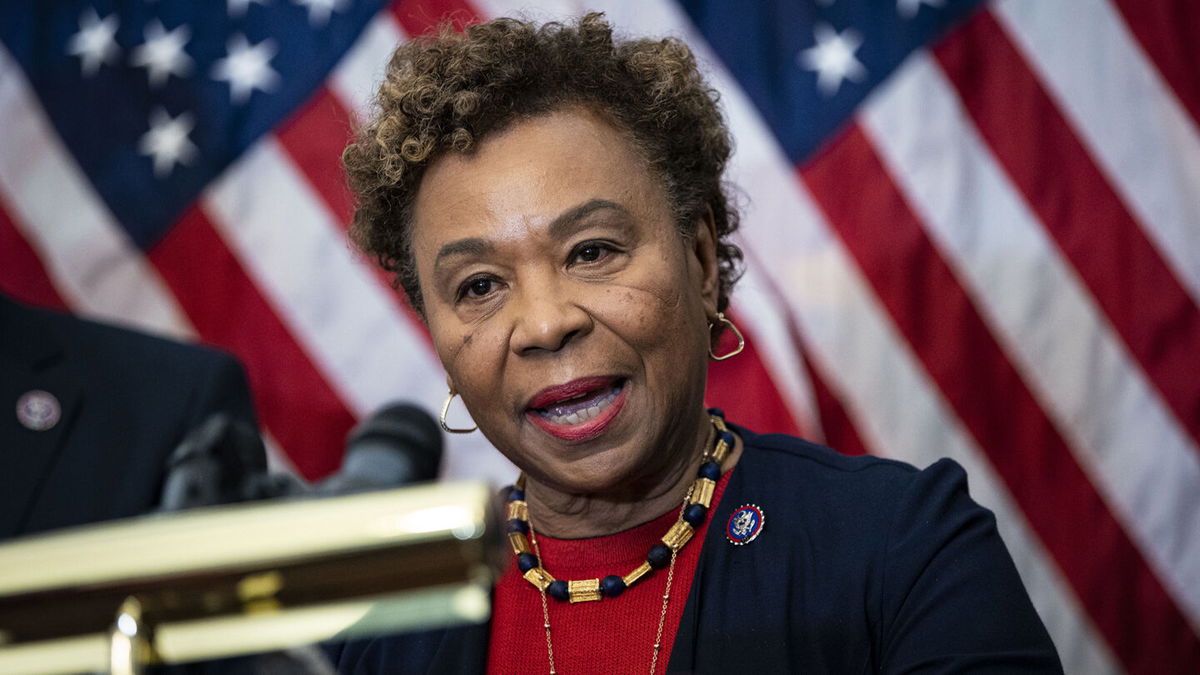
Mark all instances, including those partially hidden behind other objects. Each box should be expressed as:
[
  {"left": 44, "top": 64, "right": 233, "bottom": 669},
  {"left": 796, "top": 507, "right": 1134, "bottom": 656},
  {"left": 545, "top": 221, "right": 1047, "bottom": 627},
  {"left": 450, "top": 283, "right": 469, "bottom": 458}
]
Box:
[
  {"left": 1, "top": 297, "right": 257, "bottom": 537},
  {"left": 668, "top": 426, "right": 1062, "bottom": 673}
]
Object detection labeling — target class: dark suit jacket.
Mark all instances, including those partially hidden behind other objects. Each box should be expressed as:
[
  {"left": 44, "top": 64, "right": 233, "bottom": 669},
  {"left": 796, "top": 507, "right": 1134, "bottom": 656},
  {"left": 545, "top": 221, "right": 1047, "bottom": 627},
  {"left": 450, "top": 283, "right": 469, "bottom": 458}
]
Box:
[{"left": 0, "top": 296, "right": 258, "bottom": 539}]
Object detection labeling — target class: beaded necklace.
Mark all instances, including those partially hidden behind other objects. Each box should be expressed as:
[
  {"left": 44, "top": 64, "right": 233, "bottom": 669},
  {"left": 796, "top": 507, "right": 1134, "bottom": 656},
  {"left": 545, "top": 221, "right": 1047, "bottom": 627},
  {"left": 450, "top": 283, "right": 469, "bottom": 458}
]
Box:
[{"left": 504, "top": 410, "right": 734, "bottom": 674}]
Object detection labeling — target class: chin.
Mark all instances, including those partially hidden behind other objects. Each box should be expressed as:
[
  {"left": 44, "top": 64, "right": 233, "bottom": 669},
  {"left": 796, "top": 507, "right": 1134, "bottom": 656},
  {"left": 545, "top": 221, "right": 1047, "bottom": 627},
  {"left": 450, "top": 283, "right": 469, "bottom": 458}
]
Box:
[{"left": 532, "top": 446, "right": 643, "bottom": 497}]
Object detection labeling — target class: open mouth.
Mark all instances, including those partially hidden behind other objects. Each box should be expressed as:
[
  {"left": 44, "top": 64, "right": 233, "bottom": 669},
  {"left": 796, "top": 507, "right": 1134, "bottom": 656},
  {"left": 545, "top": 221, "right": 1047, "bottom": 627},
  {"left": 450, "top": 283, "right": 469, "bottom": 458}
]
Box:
[
  {"left": 535, "top": 385, "right": 621, "bottom": 425},
  {"left": 526, "top": 377, "right": 628, "bottom": 441}
]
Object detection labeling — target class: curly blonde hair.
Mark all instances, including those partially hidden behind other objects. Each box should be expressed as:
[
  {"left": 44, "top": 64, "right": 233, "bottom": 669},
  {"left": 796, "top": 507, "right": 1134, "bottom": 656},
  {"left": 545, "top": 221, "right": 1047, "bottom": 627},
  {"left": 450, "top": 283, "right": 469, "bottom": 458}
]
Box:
[{"left": 344, "top": 12, "right": 742, "bottom": 314}]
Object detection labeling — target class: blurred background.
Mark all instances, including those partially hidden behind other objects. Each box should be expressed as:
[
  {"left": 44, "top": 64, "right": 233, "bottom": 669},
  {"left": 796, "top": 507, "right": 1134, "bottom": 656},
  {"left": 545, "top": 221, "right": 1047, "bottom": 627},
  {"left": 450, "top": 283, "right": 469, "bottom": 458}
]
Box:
[{"left": 1, "top": 0, "right": 1196, "bottom": 672}]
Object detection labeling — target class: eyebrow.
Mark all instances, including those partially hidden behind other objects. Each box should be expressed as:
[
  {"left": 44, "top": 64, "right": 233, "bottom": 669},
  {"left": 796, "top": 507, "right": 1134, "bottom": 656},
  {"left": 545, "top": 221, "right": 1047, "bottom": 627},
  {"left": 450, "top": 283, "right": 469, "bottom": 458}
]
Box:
[
  {"left": 547, "top": 199, "right": 631, "bottom": 240},
  {"left": 434, "top": 237, "right": 493, "bottom": 270},
  {"left": 433, "top": 198, "right": 631, "bottom": 270}
]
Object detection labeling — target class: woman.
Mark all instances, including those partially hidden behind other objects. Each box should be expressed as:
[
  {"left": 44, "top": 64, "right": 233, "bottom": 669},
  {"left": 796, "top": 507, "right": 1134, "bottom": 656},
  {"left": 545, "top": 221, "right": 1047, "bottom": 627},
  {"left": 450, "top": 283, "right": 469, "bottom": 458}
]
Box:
[{"left": 328, "top": 13, "right": 1061, "bottom": 674}]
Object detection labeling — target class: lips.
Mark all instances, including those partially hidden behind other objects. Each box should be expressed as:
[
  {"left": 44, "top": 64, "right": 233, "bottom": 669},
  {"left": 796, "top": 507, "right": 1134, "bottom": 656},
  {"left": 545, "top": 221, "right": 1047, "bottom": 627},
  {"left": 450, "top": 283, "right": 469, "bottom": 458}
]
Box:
[{"left": 526, "top": 376, "right": 628, "bottom": 441}]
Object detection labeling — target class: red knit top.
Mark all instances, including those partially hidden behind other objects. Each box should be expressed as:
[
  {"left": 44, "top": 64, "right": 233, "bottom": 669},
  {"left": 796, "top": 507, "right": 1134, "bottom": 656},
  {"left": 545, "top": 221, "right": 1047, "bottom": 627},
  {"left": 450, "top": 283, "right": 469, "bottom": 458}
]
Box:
[{"left": 487, "top": 470, "right": 732, "bottom": 674}]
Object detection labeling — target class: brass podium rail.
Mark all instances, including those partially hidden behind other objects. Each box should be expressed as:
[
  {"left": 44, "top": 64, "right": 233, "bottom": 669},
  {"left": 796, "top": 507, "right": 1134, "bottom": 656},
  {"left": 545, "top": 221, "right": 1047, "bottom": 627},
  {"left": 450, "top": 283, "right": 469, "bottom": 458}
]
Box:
[{"left": 0, "top": 481, "right": 503, "bottom": 674}]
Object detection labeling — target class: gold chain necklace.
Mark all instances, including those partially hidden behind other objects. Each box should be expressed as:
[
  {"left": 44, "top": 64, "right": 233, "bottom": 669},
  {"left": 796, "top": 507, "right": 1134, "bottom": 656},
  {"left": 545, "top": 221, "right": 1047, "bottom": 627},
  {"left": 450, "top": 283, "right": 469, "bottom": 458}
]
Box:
[
  {"left": 529, "top": 487, "right": 690, "bottom": 675},
  {"left": 505, "top": 411, "right": 733, "bottom": 674}
]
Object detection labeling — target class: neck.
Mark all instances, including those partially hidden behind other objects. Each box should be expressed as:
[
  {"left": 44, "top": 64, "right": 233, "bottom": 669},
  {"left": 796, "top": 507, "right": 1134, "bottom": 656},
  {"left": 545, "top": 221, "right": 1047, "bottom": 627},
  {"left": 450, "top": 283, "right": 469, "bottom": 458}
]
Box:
[{"left": 523, "top": 412, "right": 742, "bottom": 539}]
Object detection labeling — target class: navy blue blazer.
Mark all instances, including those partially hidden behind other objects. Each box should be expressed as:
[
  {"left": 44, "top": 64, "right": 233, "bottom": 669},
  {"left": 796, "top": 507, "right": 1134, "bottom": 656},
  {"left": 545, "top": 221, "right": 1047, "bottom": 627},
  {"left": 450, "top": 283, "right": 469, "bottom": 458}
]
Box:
[
  {"left": 0, "top": 296, "right": 258, "bottom": 538},
  {"left": 329, "top": 427, "right": 1061, "bottom": 673}
]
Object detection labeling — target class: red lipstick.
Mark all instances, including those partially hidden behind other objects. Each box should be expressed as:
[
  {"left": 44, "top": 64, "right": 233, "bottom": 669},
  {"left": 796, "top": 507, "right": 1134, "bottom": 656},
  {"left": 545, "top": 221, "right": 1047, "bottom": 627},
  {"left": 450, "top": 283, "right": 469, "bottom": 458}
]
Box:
[{"left": 525, "top": 376, "right": 627, "bottom": 442}]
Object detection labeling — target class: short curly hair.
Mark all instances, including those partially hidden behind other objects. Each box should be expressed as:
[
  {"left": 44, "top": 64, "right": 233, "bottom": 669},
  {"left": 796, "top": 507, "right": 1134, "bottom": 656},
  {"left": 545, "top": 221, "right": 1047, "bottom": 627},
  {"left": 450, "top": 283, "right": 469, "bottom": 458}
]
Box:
[{"left": 344, "top": 12, "right": 742, "bottom": 315}]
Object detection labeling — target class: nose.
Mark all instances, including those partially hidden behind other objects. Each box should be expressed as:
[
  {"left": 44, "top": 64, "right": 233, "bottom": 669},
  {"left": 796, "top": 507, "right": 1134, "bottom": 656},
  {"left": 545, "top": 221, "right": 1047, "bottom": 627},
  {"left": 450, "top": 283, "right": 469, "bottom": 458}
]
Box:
[{"left": 510, "top": 277, "right": 593, "bottom": 355}]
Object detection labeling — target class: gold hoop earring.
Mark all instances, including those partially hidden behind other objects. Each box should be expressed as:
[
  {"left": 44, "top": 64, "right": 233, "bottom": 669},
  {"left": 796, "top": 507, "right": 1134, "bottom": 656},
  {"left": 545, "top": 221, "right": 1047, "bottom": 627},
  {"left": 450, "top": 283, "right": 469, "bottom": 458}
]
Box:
[
  {"left": 708, "top": 311, "right": 745, "bottom": 361},
  {"left": 439, "top": 390, "right": 478, "bottom": 434}
]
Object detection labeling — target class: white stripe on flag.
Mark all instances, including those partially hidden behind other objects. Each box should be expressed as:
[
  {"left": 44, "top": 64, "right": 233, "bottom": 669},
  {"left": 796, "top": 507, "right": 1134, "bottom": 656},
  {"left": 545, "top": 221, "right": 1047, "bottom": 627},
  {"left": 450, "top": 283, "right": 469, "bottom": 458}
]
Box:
[
  {"left": 861, "top": 51, "right": 1200, "bottom": 633},
  {"left": 201, "top": 136, "right": 513, "bottom": 483},
  {"left": 472, "top": 0, "right": 588, "bottom": 22},
  {"left": 0, "top": 46, "right": 193, "bottom": 340},
  {"left": 733, "top": 262, "right": 824, "bottom": 440},
  {"left": 329, "top": 10, "right": 408, "bottom": 118},
  {"left": 995, "top": 0, "right": 1200, "bottom": 304},
  {"left": 204, "top": 138, "right": 427, "bottom": 415}
]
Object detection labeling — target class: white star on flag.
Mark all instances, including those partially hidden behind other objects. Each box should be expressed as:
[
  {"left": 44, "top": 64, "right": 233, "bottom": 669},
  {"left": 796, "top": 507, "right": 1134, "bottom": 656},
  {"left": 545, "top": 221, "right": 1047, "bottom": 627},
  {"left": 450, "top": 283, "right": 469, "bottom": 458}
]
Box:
[
  {"left": 798, "top": 23, "right": 867, "bottom": 97},
  {"left": 211, "top": 34, "right": 280, "bottom": 104},
  {"left": 130, "top": 20, "right": 193, "bottom": 88},
  {"left": 897, "top": 0, "right": 945, "bottom": 19},
  {"left": 66, "top": 8, "right": 120, "bottom": 77},
  {"left": 138, "top": 108, "right": 198, "bottom": 178},
  {"left": 292, "top": 0, "right": 348, "bottom": 27},
  {"left": 228, "top": 0, "right": 271, "bottom": 17}
]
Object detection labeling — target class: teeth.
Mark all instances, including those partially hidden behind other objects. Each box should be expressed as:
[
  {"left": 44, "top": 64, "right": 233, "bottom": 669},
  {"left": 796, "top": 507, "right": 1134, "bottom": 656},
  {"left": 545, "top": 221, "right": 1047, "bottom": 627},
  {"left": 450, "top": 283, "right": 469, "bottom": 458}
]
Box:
[{"left": 540, "top": 387, "right": 619, "bottom": 426}]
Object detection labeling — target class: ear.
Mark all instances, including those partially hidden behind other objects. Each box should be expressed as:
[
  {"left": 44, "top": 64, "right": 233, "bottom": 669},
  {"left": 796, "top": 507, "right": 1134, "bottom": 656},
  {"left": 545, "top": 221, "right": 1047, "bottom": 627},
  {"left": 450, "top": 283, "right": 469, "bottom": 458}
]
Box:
[{"left": 689, "top": 206, "right": 721, "bottom": 318}]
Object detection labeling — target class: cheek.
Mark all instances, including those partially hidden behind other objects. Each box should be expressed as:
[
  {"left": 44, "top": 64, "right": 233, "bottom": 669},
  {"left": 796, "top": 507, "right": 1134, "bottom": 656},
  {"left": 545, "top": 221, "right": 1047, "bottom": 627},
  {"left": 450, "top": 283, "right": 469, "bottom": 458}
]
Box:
[
  {"left": 595, "top": 268, "right": 706, "bottom": 356},
  {"left": 430, "top": 319, "right": 506, "bottom": 395}
]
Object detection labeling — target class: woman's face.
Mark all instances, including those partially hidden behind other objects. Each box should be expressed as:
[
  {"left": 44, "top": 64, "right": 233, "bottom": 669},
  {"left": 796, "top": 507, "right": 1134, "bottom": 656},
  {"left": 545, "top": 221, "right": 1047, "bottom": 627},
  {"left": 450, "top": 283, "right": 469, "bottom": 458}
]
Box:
[{"left": 411, "top": 107, "right": 719, "bottom": 496}]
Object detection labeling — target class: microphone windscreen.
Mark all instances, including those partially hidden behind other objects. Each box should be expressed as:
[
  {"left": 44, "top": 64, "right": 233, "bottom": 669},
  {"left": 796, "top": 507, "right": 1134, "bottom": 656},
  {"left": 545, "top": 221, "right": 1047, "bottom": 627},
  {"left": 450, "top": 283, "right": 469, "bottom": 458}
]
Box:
[
  {"left": 159, "top": 413, "right": 268, "bottom": 511},
  {"left": 321, "top": 403, "right": 444, "bottom": 494}
]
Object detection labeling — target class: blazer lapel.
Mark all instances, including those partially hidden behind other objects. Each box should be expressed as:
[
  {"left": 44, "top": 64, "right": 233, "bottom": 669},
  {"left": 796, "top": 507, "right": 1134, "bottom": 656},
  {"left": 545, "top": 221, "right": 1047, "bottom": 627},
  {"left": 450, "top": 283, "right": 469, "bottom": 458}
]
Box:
[{"left": 0, "top": 300, "right": 83, "bottom": 537}]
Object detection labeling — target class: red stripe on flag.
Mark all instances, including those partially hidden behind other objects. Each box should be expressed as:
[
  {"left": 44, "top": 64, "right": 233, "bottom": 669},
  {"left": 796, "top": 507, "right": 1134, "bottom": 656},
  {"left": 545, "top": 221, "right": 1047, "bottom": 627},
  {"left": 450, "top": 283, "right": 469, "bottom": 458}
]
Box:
[
  {"left": 147, "top": 205, "right": 358, "bottom": 480},
  {"left": 1108, "top": 0, "right": 1200, "bottom": 131},
  {"left": 800, "top": 124, "right": 1200, "bottom": 673},
  {"left": 0, "top": 201, "right": 68, "bottom": 311},
  {"left": 276, "top": 88, "right": 356, "bottom": 226},
  {"left": 274, "top": 85, "right": 433, "bottom": 346},
  {"left": 935, "top": 11, "right": 1200, "bottom": 455},
  {"left": 705, "top": 308, "right": 803, "bottom": 439},
  {"left": 390, "top": 0, "right": 482, "bottom": 36}
]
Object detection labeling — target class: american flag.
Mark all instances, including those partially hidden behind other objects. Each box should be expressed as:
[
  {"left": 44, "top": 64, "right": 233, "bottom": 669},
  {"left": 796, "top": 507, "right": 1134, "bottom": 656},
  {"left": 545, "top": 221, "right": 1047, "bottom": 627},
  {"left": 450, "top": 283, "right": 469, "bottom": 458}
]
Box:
[{"left": 1, "top": 0, "right": 1196, "bottom": 671}]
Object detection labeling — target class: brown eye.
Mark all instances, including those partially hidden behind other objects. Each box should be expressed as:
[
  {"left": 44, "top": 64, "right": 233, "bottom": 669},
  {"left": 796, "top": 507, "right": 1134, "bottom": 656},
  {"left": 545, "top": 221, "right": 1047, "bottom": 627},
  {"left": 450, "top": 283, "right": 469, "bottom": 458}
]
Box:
[
  {"left": 460, "top": 277, "right": 495, "bottom": 300},
  {"left": 577, "top": 245, "right": 602, "bottom": 262},
  {"left": 572, "top": 241, "right": 615, "bottom": 265}
]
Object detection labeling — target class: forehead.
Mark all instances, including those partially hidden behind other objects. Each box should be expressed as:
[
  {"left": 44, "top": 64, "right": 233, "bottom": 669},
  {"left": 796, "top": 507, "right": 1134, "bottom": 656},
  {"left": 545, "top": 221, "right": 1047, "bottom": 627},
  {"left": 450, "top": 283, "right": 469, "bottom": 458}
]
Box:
[{"left": 410, "top": 107, "right": 669, "bottom": 249}]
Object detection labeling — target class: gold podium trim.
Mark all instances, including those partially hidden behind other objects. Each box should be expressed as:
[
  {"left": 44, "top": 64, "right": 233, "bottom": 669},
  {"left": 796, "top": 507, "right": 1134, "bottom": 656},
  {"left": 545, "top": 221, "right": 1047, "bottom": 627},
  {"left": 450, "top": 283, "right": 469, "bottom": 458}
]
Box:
[{"left": 0, "top": 481, "right": 502, "bottom": 674}]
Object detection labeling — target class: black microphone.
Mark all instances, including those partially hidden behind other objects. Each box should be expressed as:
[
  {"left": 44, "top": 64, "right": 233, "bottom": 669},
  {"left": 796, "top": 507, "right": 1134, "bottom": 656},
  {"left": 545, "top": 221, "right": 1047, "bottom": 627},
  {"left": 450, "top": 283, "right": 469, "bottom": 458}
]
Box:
[
  {"left": 315, "top": 402, "right": 444, "bottom": 495},
  {"left": 159, "top": 402, "right": 444, "bottom": 511},
  {"left": 159, "top": 413, "right": 270, "bottom": 511}
]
